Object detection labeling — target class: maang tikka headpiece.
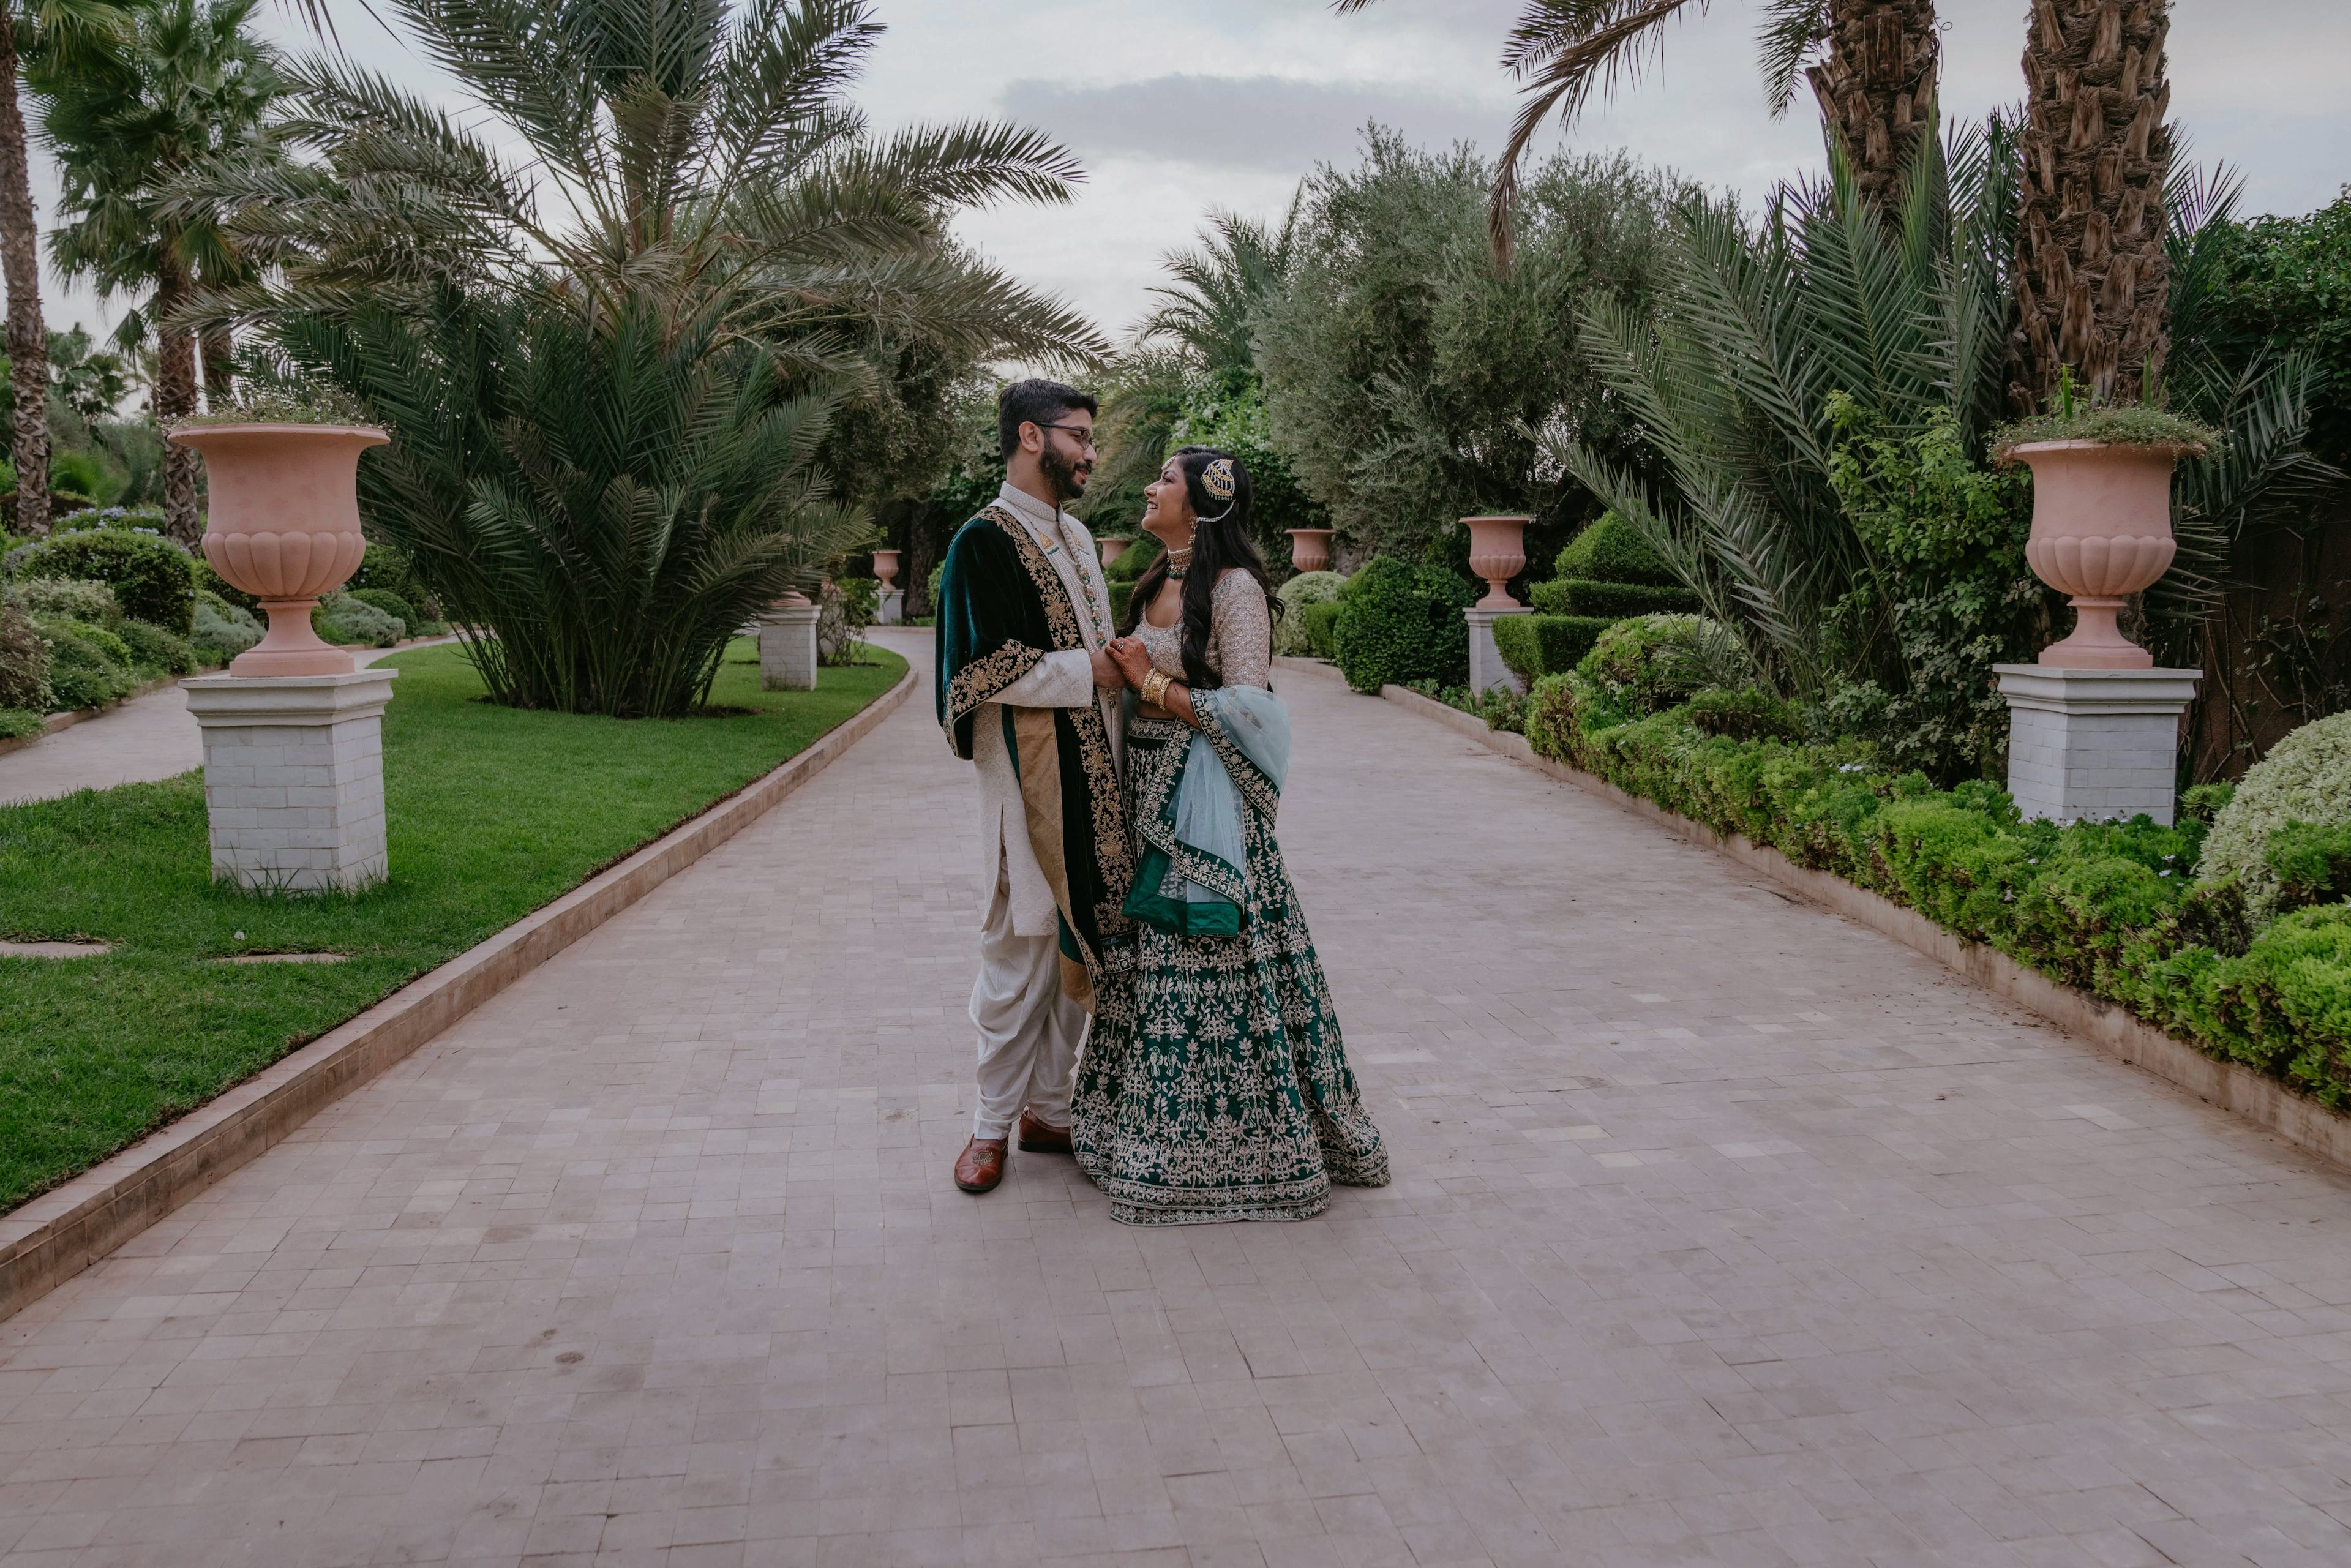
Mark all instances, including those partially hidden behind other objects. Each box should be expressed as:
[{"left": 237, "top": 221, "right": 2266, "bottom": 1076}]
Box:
[{"left": 1201, "top": 458, "right": 1237, "bottom": 502}]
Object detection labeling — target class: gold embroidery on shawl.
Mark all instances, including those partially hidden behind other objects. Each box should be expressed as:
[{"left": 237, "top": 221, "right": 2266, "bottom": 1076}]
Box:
[
  {"left": 943, "top": 640, "right": 1044, "bottom": 748},
  {"left": 1010, "top": 707, "right": 1099, "bottom": 1013},
  {"left": 984, "top": 506, "right": 1136, "bottom": 937}
]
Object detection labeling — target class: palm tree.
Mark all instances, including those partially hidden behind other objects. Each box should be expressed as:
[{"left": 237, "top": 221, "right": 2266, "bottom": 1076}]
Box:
[
  {"left": 2009, "top": 0, "right": 2174, "bottom": 410},
  {"left": 0, "top": 0, "right": 125, "bottom": 535},
  {"left": 1134, "top": 198, "right": 1300, "bottom": 378},
  {"left": 35, "top": 0, "right": 280, "bottom": 543},
  {"left": 1332, "top": 0, "right": 1938, "bottom": 253}
]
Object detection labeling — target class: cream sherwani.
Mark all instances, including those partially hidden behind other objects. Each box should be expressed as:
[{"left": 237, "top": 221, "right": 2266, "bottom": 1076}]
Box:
[{"left": 964, "top": 481, "right": 1122, "bottom": 1139}]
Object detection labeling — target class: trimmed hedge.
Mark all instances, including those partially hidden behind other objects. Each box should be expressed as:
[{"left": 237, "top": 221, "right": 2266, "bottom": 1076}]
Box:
[
  {"left": 1491, "top": 613, "right": 1612, "bottom": 685},
  {"left": 2200, "top": 711, "right": 2351, "bottom": 926},
  {"left": 1529, "top": 577, "right": 1702, "bottom": 618},
  {"left": 15, "top": 528, "right": 195, "bottom": 634},
  {"left": 315, "top": 591, "right": 403, "bottom": 648},
  {"left": 1331, "top": 557, "right": 1471, "bottom": 692},
  {"left": 1551, "top": 511, "right": 1676, "bottom": 585},
  {"left": 1301, "top": 598, "right": 1343, "bottom": 659},
  {"left": 349, "top": 587, "right": 423, "bottom": 636},
  {"left": 1521, "top": 678, "right": 2351, "bottom": 1109}
]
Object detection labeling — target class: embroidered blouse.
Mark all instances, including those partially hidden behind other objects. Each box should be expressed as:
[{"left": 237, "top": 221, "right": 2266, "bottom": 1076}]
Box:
[{"left": 1134, "top": 569, "right": 1273, "bottom": 691}]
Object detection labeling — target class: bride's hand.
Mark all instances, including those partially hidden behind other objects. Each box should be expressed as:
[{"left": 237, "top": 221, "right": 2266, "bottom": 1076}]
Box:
[{"left": 1108, "top": 637, "right": 1153, "bottom": 689}]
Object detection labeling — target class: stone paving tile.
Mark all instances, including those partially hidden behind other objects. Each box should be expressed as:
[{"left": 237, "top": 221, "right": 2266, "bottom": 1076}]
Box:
[{"left": 8, "top": 627, "right": 2351, "bottom": 1566}]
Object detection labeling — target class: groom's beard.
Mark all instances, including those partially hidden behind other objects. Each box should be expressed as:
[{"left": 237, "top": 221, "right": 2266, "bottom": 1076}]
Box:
[{"left": 1038, "top": 446, "right": 1090, "bottom": 506}]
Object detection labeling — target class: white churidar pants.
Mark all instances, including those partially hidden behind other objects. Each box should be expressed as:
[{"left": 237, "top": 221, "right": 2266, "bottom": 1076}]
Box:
[{"left": 970, "top": 861, "right": 1084, "bottom": 1139}]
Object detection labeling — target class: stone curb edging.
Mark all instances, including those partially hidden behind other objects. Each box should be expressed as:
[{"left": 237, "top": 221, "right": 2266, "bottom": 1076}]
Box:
[
  {"left": 0, "top": 662, "right": 919, "bottom": 1322},
  {"left": 1275, "top": 656, "right": 2351, "bottom": 1172}
]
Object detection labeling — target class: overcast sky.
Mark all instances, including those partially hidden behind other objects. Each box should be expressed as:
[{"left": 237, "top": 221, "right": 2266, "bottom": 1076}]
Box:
[{"left": 32, "top": 0, "right": 2351, "bottom": 349}]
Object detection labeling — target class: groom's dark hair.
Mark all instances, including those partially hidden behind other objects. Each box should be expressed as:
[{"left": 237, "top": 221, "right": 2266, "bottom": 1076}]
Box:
[{"left": 997, "top": 378, "right": 1097, "bottom": 459}]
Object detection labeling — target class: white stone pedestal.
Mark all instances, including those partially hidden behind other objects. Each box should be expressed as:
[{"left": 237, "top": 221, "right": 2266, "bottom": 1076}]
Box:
[
  {"left": 1995, "top": 664, "right": 2199, "bottom": 826},
  {"left": 876, "top": 588, "right": 904, "bottom": 626},
  {"left": 760, "top": 602, "right": 822, "bottom": 691},
  {"left": 183, "top": 669, "right": 397, "bottom": 893},
  {"left": 1466, "top": 606, "right": 1531, "bottom": 696}
]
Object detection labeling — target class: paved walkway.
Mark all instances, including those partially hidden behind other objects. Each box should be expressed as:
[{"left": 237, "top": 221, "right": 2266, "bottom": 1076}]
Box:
[
  {"left": 0, "top": 642, "right": 449, "bottom": 806},
  {"left": 6, "top": 629, "right": 2351, "bottom": 1567}
]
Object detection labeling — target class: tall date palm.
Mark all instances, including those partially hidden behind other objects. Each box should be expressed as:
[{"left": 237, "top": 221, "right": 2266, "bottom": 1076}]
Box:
[
  {"left": 1332, "top": 0, "right": 1938, "bottom": 255},
  {"left": 36, "top": 0, "right": 282, "bottom": 543}
]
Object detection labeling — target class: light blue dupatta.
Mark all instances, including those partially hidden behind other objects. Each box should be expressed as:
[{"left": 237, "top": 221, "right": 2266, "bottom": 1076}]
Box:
[{"left": 1121, "top": 685, "right": 1290, "bottom": 936}]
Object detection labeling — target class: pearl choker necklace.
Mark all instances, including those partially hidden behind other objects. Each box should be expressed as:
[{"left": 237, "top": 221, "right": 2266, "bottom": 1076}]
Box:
[{"left": 1166, "top": 544, "right": 1193, "bottom": 580}]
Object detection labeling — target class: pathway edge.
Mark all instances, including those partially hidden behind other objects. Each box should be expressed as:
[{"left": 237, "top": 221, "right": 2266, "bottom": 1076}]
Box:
[
  {"left": 1275, "top": 656, "right": 2351, "bottom": 1172},
  {"left": 0, "top": 662, "right": 918, "bottom": 1322}
]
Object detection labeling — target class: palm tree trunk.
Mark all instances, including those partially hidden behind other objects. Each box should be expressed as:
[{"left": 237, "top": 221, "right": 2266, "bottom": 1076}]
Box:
[
  {"left": 156, "top": 258, "right": 201, "bottom": 545},
  {"left": 2010, "top": 0, "right": 2174, "bottom": 412},
  {"left": 0, "top": 15, "right": 50, "bottom": 537},
  {"left": 199, "top": 325, "right": 232, "bottom": 409},
  {"left": 1807, "top": 0, "right": 1941, "bottom": 218}
]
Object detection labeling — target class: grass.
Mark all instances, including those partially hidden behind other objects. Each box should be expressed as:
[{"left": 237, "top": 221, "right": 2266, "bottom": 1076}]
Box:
[{"left": 0, "top": 638, "right": 906, "bottom": 1211}]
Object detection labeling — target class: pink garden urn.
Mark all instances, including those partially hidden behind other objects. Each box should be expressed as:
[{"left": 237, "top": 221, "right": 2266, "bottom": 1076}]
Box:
[
  {"left": 2012, "top": 440, "right": 2188, "bottom": 669},
  {"left": 872, "top": 549, "right": 901, "bottom": 591},
  {"left": 170, "top": 422, "right": 389, "bottom": 678},
  {"left": 1462, "top": 515, "right": 1532, "bottom": 610},
  {"left": 1097, "top": 535, "right": 1132, "bottom": 569},
  {"left": 1287, "top": 528, "right": 1334, "bottom": 574}
]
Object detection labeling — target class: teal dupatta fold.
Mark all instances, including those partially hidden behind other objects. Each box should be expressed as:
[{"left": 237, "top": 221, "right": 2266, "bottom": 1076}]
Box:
[{"left": 1120, "top": 685, "right": 1291, "bottom": 936}]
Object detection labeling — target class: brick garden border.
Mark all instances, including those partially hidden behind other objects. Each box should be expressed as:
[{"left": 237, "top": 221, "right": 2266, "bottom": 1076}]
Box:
[
  {"left": 1277, "top": 656, "right": 2351, "bottom": 1172},
  {"left": 0, "top": 660, "right": 918, "bottom": 1322}
]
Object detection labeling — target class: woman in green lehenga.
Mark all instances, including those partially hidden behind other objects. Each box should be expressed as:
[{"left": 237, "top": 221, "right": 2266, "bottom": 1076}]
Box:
[{"left": 1076, "top": 447, "right": 1389, "bottom": 1225}]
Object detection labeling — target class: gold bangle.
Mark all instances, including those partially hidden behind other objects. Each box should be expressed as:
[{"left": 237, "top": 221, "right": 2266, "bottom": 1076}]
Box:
[{"left": 1142, "top": 669, "right": 1172, "bottom": 708}]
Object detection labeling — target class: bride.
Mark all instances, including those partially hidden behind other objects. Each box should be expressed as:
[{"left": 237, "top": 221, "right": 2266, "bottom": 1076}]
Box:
[{"left": 1074, "top": 446, "right": 1388, "bottom": 1225}]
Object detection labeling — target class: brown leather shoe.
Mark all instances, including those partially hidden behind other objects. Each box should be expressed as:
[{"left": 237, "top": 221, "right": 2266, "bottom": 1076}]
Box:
[
  {"left": 1016, "top": 1111, "right": 1073, "bottom": 1155},
  {"left": 954, "top": 1137, "right": 1008, "bottom": 1193}
]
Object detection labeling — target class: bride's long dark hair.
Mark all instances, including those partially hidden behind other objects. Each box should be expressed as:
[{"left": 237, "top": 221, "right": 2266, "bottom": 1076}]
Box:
[{"left": 1117, "top": 446, "right": 1281, "bottom": 690}]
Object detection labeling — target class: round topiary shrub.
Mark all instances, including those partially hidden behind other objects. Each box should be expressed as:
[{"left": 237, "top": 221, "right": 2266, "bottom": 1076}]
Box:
[
  {"left": 1575, "top": 613, "right": 1750, "bottom": 716},
  {"left": 1687, "top": 685, "right": 1802, "bottom": 743},
  {"left": 1274, "top": 569, "right": 1347, "bottom": 656},
  {"left": 2200, "top": 711, "right": 2351, "bottom": 926},
  {"left": 1330, "top": 557, "right": 1472, "bottom": 692},
  {"left": 17, "top": 527, "right": 195, "bottom": 634},
  {"left": 314, "top": 591, "right": 404, "bottom": 648},
  {"left": 192, "top": 596, "right": 263, "bottom": 663},
  {"left": 34, "top": 619, "right": 133, "bottom": 710},
  {"left": 348, "top": 587, "right": 422, "bottom": 636},
  {"left": 1551, "top": 511, "right": 1674, "bottom": 585}
]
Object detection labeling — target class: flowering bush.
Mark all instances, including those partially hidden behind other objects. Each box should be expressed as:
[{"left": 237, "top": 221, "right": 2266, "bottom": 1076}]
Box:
[{"left": 2200, "top": 713, "right": 2351, "bottom": 925}]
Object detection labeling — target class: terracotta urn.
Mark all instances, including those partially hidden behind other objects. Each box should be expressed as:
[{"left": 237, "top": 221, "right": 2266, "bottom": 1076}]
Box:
[
  {"left": 170, "top": 422, "right": 389, "bottom": 677},
  {"left": 1462, "top": 515, "right": 1532, "bottom": 610},
  {"left": 872, "top": 549, "right": 900, "bottom": 591},
  {"left": 2012, "top": 440, "right": 2186, "bottom": 669},
  {"left": 1287, "top": 528, "right": 1334, "bottom": 574},
  {"left": 1097, "top": 535, "right": 1132, "bottom": 569}
]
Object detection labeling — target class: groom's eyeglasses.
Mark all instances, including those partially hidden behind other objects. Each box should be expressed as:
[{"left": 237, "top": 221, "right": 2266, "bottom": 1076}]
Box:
[{"left": 1032, "top": 421, "right": 1097, "bottom": 454}]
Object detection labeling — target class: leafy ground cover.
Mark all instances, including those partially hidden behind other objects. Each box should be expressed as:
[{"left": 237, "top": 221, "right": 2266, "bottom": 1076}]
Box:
[{"left": 0, "top": 639, "right": 906, "bottom": 1210}]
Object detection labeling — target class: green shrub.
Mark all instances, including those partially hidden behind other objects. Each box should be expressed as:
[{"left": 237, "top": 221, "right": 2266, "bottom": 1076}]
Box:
[
  {"left": 7, "top": 575, "right": 119, "bottom": 624},
  {"left": 2180, "top": 781, "right": 2236, "bottom": 827},
  {"left": 0, "top": 706, "right": 42, "bottom": 741},
  {"left": 48, "top": 448, "right": 125, "bottom": 504},
  {"left": 314, "top": 591, "right": 403, "bottom": 647},
  {"left": 1577, "top": 613, "right": 1750, "bottom": 716},
  {"left": 1106, "top": 533, "right": 1161, "bottom": 582},
  {"left": 1491, "top": 613, "right": 1612, "bottom": 685},
  {"left": 1528, "top": 577, "right": 1701, "bottom": 617},
  {"left": 1330, "top": 557, "right": 1472, "bottom": 692},
  {"left": 348, "top": 587, "right": 422, "bottom": 636},
  {"left": 1301, "top": 598, "right": 1343, "bottom": 659},
  {"left": 926, "top": 559, "right": 945, "bottom": 608},
  {"left": 34, "top": 618, "right": 133, "bottom": 710},
  {"left": 2265, "top": 822, "right": 2351, "bottom": 914},
  {"left": 2200, "top": 712, "right": 2351, "bottom": 925},
  {"left": 1687, "top": 686, "right": 1802, "bottom": 743},
  {"left": 16, "top": 527, "right": 195, "bottom": 634},
  {"left": 1551, "top": 511, "right": 1676, "bottom": 585},
  {"left": 192, "top": 596, "right": 263, "bottom": 662},
  {"left": 1274, "top": 569, "right": 1348, "bottom": 656},
  {"left": 350, "top": 539, "right": 428, "bottom": 604},
  {"left": 115, "top": 620, "right": 195, "bottom": 676},
  {"left": 0, "top": 601, "right": 51, "bottom": 710},
  {"left": 1109, "top": 580, "right": 1134, "bottom": 628}
]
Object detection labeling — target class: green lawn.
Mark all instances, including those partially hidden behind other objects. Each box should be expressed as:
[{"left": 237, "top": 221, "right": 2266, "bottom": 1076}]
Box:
[{"left": 0, "top": 639, "right": 906, "bottom": 1211}]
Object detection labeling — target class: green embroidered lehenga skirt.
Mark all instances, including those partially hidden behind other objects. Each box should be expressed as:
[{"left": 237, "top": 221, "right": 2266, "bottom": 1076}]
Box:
[{"left": 1073, "top": 711, "right": 1389, "bottom": 1225}]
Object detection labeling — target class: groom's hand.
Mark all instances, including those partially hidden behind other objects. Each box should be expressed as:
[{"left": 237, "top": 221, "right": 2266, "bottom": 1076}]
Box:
[{"left": 1090, "top": 645, "right": 1124, "bottom": 689}]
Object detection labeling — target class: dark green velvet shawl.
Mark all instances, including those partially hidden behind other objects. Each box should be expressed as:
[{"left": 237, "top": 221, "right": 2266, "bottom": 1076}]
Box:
[{"left": 934, "top": 505, "right": 1134, "bottom": 1010}]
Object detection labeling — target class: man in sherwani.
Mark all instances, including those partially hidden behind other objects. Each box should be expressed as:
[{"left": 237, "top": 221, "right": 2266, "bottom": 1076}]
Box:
[{"left": 934, "top": 380, "right": 1133, "bottom": 1195}]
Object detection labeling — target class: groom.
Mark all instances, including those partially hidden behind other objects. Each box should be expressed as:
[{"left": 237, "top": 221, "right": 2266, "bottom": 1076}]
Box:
[{"left": 934, "top": 379, "right": 1134, "bottom": 1195}]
